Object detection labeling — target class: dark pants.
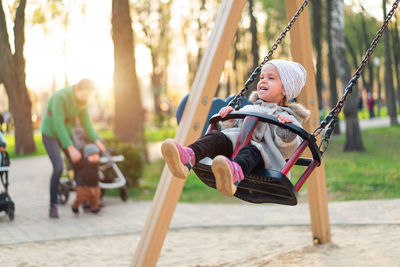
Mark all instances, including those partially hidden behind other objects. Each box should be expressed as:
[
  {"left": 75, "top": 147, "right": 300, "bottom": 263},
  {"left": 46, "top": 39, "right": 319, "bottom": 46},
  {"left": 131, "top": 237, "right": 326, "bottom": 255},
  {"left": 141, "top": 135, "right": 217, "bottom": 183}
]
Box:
[
  {"left": 42, "top": 134, "right": 75, "bottom": 205},
  {"left": 73, "top": 186, "right": 100, "bottom": 211},
  {"left": 189, "top": 130, "right": 264, "bottom": 175},
  {"left": 368, "top": 108, "right": 375, "bottom": 118}
]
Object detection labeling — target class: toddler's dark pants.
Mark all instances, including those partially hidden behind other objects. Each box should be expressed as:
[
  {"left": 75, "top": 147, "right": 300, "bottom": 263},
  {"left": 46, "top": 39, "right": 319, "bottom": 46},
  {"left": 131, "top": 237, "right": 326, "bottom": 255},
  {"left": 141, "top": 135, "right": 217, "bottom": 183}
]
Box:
[
  {"left": 188, "top": 130, "right": 264, "bottom": 175},
  {"left": 73, "top": 186, "right": 100, "bottom": 211}
]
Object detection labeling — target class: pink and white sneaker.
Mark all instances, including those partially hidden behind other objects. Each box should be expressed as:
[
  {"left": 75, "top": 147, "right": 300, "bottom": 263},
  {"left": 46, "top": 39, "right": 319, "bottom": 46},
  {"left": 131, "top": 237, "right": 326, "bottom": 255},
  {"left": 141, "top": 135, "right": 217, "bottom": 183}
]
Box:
[
  {"left": 161, "top": 139, "right": 195, "bottom": 179},
  {"left": 211, "top": 155, "right": 244, "bottom": 197}
]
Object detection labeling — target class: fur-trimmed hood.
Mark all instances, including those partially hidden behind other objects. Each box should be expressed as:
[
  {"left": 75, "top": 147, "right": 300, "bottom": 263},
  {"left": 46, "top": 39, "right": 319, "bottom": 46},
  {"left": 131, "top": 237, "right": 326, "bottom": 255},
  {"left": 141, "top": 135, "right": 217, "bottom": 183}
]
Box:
[
  {"left": 248, "top": 91, "right": 310, "bottom": 123},
  {"left": 220, "top": 91, "right": 311, "bottom": 172}
]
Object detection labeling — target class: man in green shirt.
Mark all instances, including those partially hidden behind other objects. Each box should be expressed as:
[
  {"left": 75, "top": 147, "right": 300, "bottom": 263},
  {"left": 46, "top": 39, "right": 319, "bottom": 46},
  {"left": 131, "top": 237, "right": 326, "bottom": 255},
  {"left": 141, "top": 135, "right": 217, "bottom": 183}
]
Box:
[{"left": 41, "top": 79, "right": 105, "bottom": 218}]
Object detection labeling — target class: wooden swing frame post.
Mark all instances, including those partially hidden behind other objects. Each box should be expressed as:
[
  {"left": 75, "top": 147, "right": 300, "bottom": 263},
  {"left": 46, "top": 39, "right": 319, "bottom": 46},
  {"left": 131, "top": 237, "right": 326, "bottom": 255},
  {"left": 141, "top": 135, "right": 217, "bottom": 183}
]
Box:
[
  {"left": 131, "top": 1, "right": 247, "bottom": 266},
  {"left": 285, "top": 0, "right": 331, "bottom": 244},
  {"left": 132, "top": 1, "right": 331, "bottom": 266}
]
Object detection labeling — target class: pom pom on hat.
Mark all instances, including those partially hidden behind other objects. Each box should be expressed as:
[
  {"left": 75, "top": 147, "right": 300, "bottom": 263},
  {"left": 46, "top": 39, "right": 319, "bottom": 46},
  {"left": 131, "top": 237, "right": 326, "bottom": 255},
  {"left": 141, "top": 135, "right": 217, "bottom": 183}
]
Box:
[
  {"left": 266, "top": 59, "right": 307, "bottom": 101},
  {"left": 83, "top": 144, "right": 100, "bottom": 158}
]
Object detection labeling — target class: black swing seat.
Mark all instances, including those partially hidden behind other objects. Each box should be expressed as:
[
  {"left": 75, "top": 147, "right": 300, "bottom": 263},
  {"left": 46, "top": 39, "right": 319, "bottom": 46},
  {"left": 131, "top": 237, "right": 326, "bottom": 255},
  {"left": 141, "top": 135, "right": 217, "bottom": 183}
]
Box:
[
  {"left": 193, "top": 157, "right": 298, "bottom": 205},
  {"left": 192, "top": 111, "right": 322, "bottom": 206}
]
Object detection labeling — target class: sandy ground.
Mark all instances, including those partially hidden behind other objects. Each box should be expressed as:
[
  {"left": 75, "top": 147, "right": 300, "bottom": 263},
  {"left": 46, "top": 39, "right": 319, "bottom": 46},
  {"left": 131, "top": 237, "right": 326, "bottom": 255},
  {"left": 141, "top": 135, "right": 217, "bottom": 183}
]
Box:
[{"left": 1, "top": 224, "right": 400, "bottom": 267}]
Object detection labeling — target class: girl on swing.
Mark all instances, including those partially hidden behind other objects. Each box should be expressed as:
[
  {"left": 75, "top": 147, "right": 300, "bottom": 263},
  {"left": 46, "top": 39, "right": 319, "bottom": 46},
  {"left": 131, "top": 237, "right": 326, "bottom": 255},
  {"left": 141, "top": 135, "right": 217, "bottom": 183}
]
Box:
[{"left": 162, "top": 60, "right": 311, "bottom": 197}]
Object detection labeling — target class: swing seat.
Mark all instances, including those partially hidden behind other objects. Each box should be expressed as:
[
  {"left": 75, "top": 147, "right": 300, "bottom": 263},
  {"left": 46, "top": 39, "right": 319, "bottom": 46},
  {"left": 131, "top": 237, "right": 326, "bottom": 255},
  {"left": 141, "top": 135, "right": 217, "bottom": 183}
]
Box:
[
  {"left": 192, "top": 111, "right": 322, "bottom": 205},
  {"left": 193, "top": 157, "right": 298, "bottom": 205}
]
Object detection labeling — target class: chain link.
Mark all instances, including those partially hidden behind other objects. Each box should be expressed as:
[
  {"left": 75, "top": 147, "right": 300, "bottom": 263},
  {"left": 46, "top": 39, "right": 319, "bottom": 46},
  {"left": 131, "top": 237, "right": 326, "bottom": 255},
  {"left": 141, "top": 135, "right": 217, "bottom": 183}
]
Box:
[{"left": 229, "top": 0, "right": 310, "bottom": 110}]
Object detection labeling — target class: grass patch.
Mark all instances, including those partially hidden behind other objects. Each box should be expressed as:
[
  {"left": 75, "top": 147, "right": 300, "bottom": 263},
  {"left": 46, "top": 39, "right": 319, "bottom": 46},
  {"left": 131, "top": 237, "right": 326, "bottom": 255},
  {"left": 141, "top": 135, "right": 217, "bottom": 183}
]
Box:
[
  {"left": 97, "top": 124, "right": 176, "bottom": 143},
  {"left": 4, "top": 132, "right": 47, "bottom": 159},
  {"left": 323, "top": 126, "right": 400, "bottom": 201},
  {"left": 144, "top": 125, "right": 176, "bottom": 143}
]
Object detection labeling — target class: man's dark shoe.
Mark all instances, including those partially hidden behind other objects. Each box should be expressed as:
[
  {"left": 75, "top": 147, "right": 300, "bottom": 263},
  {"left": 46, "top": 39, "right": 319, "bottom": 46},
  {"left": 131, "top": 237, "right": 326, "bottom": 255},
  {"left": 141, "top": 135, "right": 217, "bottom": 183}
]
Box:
[{"left": 49, "top": 204, "right": 59, "bottom": 218}]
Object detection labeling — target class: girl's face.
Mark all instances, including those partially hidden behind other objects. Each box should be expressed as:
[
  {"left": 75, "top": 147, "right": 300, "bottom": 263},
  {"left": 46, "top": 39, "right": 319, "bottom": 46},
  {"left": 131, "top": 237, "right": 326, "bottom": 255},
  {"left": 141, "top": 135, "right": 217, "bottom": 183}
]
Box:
[{"left": 256, "top": 64, "right": 286, "bottom": 104}]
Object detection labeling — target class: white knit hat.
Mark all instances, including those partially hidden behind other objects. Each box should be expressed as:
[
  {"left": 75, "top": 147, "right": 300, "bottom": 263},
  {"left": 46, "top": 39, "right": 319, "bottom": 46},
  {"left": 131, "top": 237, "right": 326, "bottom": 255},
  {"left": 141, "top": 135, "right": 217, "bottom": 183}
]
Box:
[{"left": 266, "top": 59, "right": 307, "bottom": 101}]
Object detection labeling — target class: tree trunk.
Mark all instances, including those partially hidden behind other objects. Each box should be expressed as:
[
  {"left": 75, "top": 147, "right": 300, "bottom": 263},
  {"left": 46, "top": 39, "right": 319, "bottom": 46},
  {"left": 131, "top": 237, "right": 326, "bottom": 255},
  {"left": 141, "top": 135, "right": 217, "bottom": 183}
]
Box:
[
  {"left": 326, "top": 0, "right": 340, "bottom": 135},
  {"left": 391, "top": 16, "right": 400, "bottom": 106},
  {"left": 311, "top": 0, "right": 323, "bottom": 109},
  {"left": 183, "top": 0, "right": 208, "bottom": 87},
  {"left": 232, "top": 32, "right": 240, "bottom": 95},
  {"left": 330, "top": 0, "right": 364, "bottom": 151},
  {"left": 111, "top": 0, "right": 147, "bottom": 157},
  {"left": 382, "top": 0, "right": 398, "bottom": 125},
  {"left": 345, "top": 36, "right": 359, "bottom": 69},
  {"left": 0, "top": 0, "right": 35, "bottom": 154},
  {"left": 151, "top": 56, "right": 163, "bottom": 126},
  {"left": 360, "top": 11, "right": 374, "bottom": 93},
  {"left": 376, "top": 64, "right": 383, "bottom": 116},
  {"left": 136, "top": 0, "right": 171, "bottom": 127},
  {"left": 349, "top": 20, "right": 368, "bottom": 95},
  {"left": 345, "top": 35, "right": 366, "bottom": 116},
  {"left": 249, "top": 0, "right": 259, "bottom": 70},
  {"left": 247, "top": 0, "right": 259, "bottom": 94}
]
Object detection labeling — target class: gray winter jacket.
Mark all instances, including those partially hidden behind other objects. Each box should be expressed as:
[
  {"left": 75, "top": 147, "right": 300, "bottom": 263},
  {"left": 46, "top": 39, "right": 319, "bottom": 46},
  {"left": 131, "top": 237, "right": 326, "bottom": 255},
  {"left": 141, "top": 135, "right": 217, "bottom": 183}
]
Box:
[{"left": 221, "top": 92, "right": 311, "bottom": 177}]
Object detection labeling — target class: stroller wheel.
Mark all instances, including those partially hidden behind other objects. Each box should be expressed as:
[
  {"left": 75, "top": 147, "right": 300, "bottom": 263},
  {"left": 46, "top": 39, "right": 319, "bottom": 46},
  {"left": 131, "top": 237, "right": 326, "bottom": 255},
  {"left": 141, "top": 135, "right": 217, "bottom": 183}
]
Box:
[
  {"left": 58, "top": 182, "right": 70, "bottom": 205},
  {"left": 120, "top": 185, "right": 129, "bottom": 202},
  {"left": 6, "top": 201, "right": 15, "bottom": 221}
]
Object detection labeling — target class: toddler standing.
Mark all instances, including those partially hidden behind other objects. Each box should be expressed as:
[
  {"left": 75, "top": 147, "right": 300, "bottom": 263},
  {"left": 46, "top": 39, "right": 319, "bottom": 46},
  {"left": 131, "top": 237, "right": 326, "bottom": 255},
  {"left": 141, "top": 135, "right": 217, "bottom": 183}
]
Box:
[{"left": 72, "top": 144, "right": 101, "bottom": 214}]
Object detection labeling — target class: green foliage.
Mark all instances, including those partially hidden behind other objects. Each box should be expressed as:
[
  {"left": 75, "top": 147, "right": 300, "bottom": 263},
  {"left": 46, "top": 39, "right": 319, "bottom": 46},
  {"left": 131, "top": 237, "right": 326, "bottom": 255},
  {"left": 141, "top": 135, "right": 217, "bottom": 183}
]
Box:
[
  {"left": 32, "top": 7, "right": 47, "bottom": 25},
  {"left": 257, "top": 0, "right": 292, "bottom": 60},
  {"left": 98, "top": 124, "right": 176, "bottom": 144},
  {"left": 128, "top": 159, "right": 165, "bottom": 200},
  {"left": 145, "top": 125, "right": 176, "bottom": 143},
  {"left": 319, "top": 107, "right": 389, "bottom": 122},
  {"left": 259, "top": 0, "right": 286, "bottom": 21},
  {"left": 103, "top": 138, "right": 144, "bottom": 188},
  {"left": 5, "top": 132, "right": 46, "bottom": 159},
  {"left": 344, "top": 5, "right": 384, "bottom": 65}
]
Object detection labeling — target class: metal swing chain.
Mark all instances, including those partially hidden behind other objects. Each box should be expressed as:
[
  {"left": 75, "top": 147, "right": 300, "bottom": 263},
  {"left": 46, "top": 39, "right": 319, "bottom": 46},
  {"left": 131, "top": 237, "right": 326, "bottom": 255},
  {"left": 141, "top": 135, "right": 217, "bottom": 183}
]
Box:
[
  {"left": 228, "top": 0, "right": 310, "bottom": 110},
  {"left": 313, "top": 0, "right": 400, "bottom": 154}
]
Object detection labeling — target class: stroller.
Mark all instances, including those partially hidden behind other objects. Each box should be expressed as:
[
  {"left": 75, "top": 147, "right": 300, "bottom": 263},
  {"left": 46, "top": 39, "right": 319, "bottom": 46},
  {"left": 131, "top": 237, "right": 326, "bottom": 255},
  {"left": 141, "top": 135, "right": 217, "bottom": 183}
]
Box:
[
  {"left": 58, "top": 152, "right": 129, "bottom": 204},
  {"left": 58, "top": 126, "right": 129, "bottom": 204},
  {"left": 0, "top": 151, "right": 15, "bottom": 220},
  {"left": 58, "top": 150, "right": 129, "bottom": 204}
]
